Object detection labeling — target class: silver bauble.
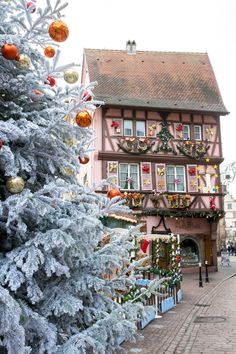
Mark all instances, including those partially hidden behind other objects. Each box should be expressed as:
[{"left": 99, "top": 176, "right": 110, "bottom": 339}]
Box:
[
  {"left": 6, "top": 176, "right": 25, "bottom": 194},
  {"left": 16, "top": 54, "right": 31, "bottom": 69},
  {"left": 63, "top": 69, "right": 79, "bottom": 84}
]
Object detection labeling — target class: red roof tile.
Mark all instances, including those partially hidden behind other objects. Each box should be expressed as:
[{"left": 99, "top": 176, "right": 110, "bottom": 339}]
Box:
[{"left": 84, "top": 49, "right": 228, "bottom": 114}]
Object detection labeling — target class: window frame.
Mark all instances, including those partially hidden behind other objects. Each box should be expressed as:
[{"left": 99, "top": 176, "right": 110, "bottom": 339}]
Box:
[
  {"left": 166, "top": 165, "right": 186, "bottom": 192},
  {"left": 227, "top": 203, "right": 232, "bottom": 210},
  {"left": 194, "top": 125, "right": 202, "bottom": 140},
  {"left": 119, "top": 163, "right": 140, "bottom": 190},
  {"left": 135, "top": 120, "right": 146, "bottom": 137},
  {"left": 123, "top": 120, "right": 133, "bottom": 137},
  {"left": 183, "top": 125, "right": 190, "bottom": 140}
]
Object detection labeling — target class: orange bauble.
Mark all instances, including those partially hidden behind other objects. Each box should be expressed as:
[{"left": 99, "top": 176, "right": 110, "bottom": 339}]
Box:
[
  {"left": 48, "top": 20, "right": 69, "bottom": 42},
  {"left": 75, "top": 111, "right": 92, "bottom": 128},
  {"left": 107, "top": 189, "right": 122, "bottom": 199},
  {"left": 44, "top": 46, "right": 55, "bottom": 58},
  {"left": 1, "top": 44, "right": 18, "bottom": 60},
  {"left": 79, "top": 155, "right": 90, "bottom": 164}
]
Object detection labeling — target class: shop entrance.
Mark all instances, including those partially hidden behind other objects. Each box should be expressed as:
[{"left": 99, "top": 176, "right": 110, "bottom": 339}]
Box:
[{"left": 180, "top": 238, "right": 199, "bottom": 266}]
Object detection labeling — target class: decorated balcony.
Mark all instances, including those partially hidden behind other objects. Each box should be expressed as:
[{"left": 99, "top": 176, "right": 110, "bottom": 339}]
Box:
[
  {"left": 117, "top": 137, "right": 155, "bottom": 154},
  {"left": 123, "top": 192, "right": 145, "bottom": 208},
  {"left": 177, "top": 140, "right": 210, "bottom": 160}
]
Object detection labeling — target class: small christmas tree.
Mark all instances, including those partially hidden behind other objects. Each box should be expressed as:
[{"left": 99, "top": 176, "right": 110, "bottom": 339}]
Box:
[{"left": 0, "top": 1, "right": 144, "bottom": 353}]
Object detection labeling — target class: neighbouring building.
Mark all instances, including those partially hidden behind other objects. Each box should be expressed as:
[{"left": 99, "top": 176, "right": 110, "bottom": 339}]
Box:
[
  {"left": 224, "top": 193, "right": 236, "bottom": 243},
  {"left": 81, "top": 42, "right": 228, "bottom": 271}
]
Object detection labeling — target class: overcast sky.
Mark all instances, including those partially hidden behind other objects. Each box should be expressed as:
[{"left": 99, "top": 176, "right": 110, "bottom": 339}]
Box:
[{"left": 52, "top": 0, "right": 236, "bottom": 194}]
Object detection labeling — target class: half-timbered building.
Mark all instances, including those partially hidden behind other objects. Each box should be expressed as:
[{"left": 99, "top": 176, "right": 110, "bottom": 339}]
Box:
[{"left": 81, "top": 43, "right": 228, "bottom": 271}]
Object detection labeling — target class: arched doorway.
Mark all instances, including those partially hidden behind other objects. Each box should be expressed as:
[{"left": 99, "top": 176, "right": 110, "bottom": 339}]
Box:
[{"left": 180, "top": 238, "right": 200, "bottom": 266}]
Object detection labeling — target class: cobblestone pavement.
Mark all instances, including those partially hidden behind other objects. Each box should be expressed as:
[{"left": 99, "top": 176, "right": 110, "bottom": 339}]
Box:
[{"left": 121, "top": 257, "right": 236, "bottom": 354}]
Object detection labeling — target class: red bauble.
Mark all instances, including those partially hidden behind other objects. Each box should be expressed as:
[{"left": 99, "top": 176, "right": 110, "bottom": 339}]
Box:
[
  {"left": 1, "top": 44, "right": 18, "bottom": 60},
  {"left": 176, "top": 255, "right": 181, "bottom": 263},
  {"left": 44, "top": 46, "right": 55, "bottom": 58},
  {"left": 79, "top": 155, "right": 90, "bottom": 164},
  {"left": 107, "top": 189, "right": 122, "bottom": 199},
  {"left": 27, "top": 2, "right": 36, "bottom": 13},
  {"left": 0, "top": 139, "right": 3, "bottom": 149},
  {"left": 83, "top": 91, "right": 92, "bottom": 101},
  {"left": 45, "top": 76, "right": 56, "bottom": 87}
]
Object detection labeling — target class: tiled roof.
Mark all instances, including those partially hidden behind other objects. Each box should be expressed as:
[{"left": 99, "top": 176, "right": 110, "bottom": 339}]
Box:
[{"left": 84, "top": 49, "right": 228, "bottom": 114}]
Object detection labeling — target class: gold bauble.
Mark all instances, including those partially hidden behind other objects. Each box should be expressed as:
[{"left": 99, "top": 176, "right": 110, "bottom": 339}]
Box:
[
  {"left": 48, "top": 20, "right": 69, "bottom": 42},
  {"left": 62, "top": 168, "right": 74, "bottom": 176},
  {"left": 63, "top": 69, "right": 79, "bottom": 84},
  {"left": 6, "top": 176, "right": 25, "bottom": 194},
  {"left": 16, "top": 54, "right": 31, "bottom": 69}
]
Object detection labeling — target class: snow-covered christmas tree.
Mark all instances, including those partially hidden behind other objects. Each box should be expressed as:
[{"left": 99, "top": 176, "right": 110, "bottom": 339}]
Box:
[{"left": 0, "top": 1, "right": 145, "bottom": 353}]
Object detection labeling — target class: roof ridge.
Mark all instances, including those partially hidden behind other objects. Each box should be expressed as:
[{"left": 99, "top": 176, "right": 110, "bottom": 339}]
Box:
[{"left": 84, "top": 48, "right": 208, "bottom": 55}]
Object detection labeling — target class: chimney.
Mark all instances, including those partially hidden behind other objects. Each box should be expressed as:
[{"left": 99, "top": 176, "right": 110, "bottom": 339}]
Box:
[{"left": 126, "top": 40, "right": 136, "bottom": 55}]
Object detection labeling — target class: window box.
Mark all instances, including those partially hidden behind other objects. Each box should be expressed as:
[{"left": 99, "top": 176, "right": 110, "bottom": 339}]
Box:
[
  {"left": 123, "top": 192, "right": 145, "bottom": 208},
  {"left": 177, "top": 140, "right": 210, "bottom": 159},
  {"left": 118, "top": 137, "right": 154, "bottom": 154},
  {"left": 166, "top": 194, "right": 191, "bottom": 209}
]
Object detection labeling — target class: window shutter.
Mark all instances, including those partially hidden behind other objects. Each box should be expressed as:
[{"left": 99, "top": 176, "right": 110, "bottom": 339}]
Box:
[
  {"left": 203, "top": 124, "right": 215, "bottom": 141},
  {"left": 187, "top": 164, "right": 198, "bottom": 192},
  {"left": 155, "top": 164, "right": 166, "bottom": 192},
  {"left": 107, "top": 161, "right": 119, "bottom": 185},
  {"left": 174, "top": 123, "right": 183, "bottom": 139},
  {"left": 140, "top": 162, "right": 153, "bottom": 190}
]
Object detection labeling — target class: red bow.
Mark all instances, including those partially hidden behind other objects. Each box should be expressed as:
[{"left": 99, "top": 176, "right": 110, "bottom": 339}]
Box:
[
  {"left": 176, "top": 124, "right": 183, "bottom": 132},
  {"left": 188, "top": 167, "right": 196, "bottom": 176},
  {"left": 142, "top": 164, "right": 150, "bottom": 173},
  {"left": 111, "top": 121, "right": 120, "bottom": 128}
]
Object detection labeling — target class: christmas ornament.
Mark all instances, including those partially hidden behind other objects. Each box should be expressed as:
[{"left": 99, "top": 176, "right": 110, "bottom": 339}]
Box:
[
  {"left": 45, "top": 76, "right": 56, "bottom": 87},
  {"left": 26, "top": 2, "right": 36, "bottom": 13},
  {"left": 1, "top": 44, "right": 18, "bottom": 60},
  {"left": 210, "top": 197, "right": 216, "bottom": 211},
  {"left": 15, "top": 54, "right": 31, "bottom": 69},
  {"left": 142, "top": 164, "right": 150, "bottom": 173},
  {"left": 83, "top": 90, "right": 92, "bottom": 101},
  {"left": 75, "top": 111, "right": 92, "bottom": 128},
  {"left": 62, "top": 168, "right": 74, "bottom": 176},
  {"left": 6, "top": 176, "right": 25, "bottom": 194},
  {"left": 157, "top": 167, "right": 165, "bottom": 176},
  {"left": 44, "top": 46, "right": 55, "bottom": 58},
  {"left": 111, "top": 121, "right": 120, "bottom": 129},
  {"left": 48, "top": 20, "right": 69, "bottom": 42},
  {"left": 143, "top": 178, "right": 151, "bottom": 186},
  {"left": 176, "top": 123, "right": 183, "bottom": 132},
  {"left": 108, "top": 163, "right": 117, "bottom": 173},
  {"left": 34, "top": 90, "right": 42, "bottom": 95},
  {"left": 107, "top": 189, "right": 122, "bottom": 199},
  {"left": 79, "top": 155, "right": 90, "bottom": 164},
  {"left": 0, "top": 139, "right": 3, "bottom": 149},
  {"left": 141, "top": 239, "right": 149, "bottom": 253},
  {"left": 188, "top": 167, "right": 196, "bottom": 176},
  {"left": 63, "top": 69, "right": 79, "bottom": 84}
]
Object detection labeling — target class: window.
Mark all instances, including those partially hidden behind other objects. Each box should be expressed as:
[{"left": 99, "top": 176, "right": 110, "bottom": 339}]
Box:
[
  {"left": 136, "top": 121, "right": 146, "bottom": 137},
  {"left": 194, "top": 125, "right": 202, "bottom": 140},
  {"left": 124, "top": 120, "right": 133, "bottom": 136},
  {"left": 183, "top": 125, "right": 190, "bottom": 140},
  {"left": 119, "top": 163, "right": 139, "bottom": 190},
  {"left": 227, "top": 203, "right": 232, "bottom": 210},
  {"left": 167, "top": 165, "right": 186, "bottom": 192},
  {"left": 233, "top": 212, "right": 236, "bottom": 218}
]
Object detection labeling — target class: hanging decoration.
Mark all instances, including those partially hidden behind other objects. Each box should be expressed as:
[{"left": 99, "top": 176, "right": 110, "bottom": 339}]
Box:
[
  {"left": 26, "top": 2, "right": 36, "bottom": 13},
  {"left": 6, "top": 176, "right": 25, "bottom": 194},
  {"left": 210, "top": 197, "right": 216, "bottom": 211},
  {"left": 15, "top": 54, "right": 31, "bottom": 69},
  {"left": 123, "top": 192, "right": 145, "bottom": 208},
  {"left": 166, "top": 194, "right": 192, "bottom": 209},
  {"left": 177, "top": 140, "right": 210, "bottom": 159},
  {"left": 150, "top": 191, "right": 164, "bottom": 208},
  {"left": 75, "top": 111, "right": 92, "bottom": 127},
  {"left": 157, "top": 167, "right": 165, "bottom": 176},
  {"left": 78, "top": 155, "right": 90, "bottom": 164},
  {"left": 143, "top": 178, "right": 151, "bottom": 186},
  {"left": 44, "top": 46, "right": 55, "bottom": 58},
  {"left": 155, "top": 120, "right": 177, "bottom": 155},
  {"left": 108, "top": 163, "right": 117, "bottom": 173},
  {"left": 45, "top": 75, "right": 56, "bottom": 87},
  {"left": 63, "top": 69, "right": 79, "bottom": 84},
  {"left": 107, "top": 189, "right": 122, "bottom": 199},
  {"left": 1, "top": 43, "right": 18, "bottom": 60},
  {"left": 141, "top": 239, "right": 149, "bottom": 253},
  {"left": 118, "top": 137, "right": 154, "bottom": 154},
  {"left": 48, "top": 20, "right": 69, "bottom": 42},
  {"left": 205, "top": 127, "right": 214, "bottom": 140},
  {"left": 147, "top": 123, "right": 157, "bottom": 137},
  {"left": 111, "top": 120, "right": 121, "bottom": 133}
]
